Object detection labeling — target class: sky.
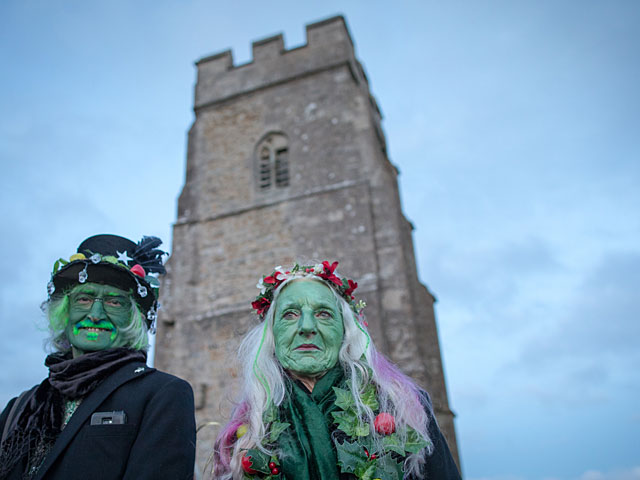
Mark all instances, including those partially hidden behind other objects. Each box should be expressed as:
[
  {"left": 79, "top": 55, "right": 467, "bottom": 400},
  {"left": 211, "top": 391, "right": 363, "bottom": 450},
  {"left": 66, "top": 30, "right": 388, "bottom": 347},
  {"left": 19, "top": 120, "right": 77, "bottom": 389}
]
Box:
[{"left": 0, "top": 1, "right": 639, "bottom": 479}]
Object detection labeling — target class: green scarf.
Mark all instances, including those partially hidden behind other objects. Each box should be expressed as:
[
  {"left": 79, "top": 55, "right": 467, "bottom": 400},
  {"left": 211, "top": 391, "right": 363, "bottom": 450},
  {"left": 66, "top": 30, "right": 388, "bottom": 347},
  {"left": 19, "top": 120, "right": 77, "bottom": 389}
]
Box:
[{"left": 277, "top": 366, "right": 344, "bottom": 480}]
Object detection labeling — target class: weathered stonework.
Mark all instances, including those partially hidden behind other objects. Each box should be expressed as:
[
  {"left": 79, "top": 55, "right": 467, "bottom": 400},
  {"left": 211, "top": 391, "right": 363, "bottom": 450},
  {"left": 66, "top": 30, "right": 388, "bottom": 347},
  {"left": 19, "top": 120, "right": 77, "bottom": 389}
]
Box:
[{"left": 155, "top": 15, "right": 460, "bottom": 473}]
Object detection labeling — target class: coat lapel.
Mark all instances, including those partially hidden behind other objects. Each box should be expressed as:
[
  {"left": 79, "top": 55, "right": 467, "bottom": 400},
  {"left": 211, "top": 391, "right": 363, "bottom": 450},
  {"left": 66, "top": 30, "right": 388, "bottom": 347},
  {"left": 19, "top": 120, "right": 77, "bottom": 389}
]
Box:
[{"left": 34, "top": 361, "right": 154, "bottom": 480}]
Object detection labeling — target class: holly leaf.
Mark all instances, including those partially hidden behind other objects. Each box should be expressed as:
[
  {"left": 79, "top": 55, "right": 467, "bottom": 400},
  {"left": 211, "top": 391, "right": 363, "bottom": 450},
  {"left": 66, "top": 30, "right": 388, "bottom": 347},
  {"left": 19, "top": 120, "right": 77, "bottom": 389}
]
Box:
[
  {"left": 335, "top": 439, "right": 369, "bottom": 474},
  {"left": 374, "top": 453, "right": 404, "bottom": 480},
  {"left": 353, "top": 421, "right": 371, "bottom": 437},
  {"left": 332, "top": 410, "right": 359, "bottom": 437},
  {"left": 333, "top": 386, "right": 354, "bottom": 410},
  {"left": 404, "top": 428, "right": 430, "bottom": 454},
  {"left": 356, "top": 462, "right": 377, "bottom": 480},
  {"left": 263, "top": 404, "right": 276, "bottom": 424},
  {"left": 360, "top": 383, "right": 379, "bottom": 410},
  {"left": 359, "top": 435, "right": 376, "bottom": 455},
  {"left": 244, "top": 448, "right": 270, "bottom": 474},
  {"left": 382, "top": 433, "right": 406, "bottom": 455},
  {"left": 268, "top": 421, "right": 290, "bottom": 443}
]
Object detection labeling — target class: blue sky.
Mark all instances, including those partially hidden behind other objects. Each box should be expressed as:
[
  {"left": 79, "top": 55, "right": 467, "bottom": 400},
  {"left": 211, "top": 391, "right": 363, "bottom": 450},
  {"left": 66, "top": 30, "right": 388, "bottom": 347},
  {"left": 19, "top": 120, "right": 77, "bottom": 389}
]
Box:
[{"left": 1, "top": 1, "right": 638, "bottom": 479}]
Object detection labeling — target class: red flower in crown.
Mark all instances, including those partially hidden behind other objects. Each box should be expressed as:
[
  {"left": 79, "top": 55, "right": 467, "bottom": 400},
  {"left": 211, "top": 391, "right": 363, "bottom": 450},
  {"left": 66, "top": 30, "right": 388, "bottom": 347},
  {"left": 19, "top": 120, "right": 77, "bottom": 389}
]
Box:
[
  {"left": 251, "top": 297, "right": 271, "bottom": 317},
  {"left": 344, "top": 279, "right": 358, "bottom": 298},
  {"left": 262, "top": 270, "right": 286, "bottom": 289},
  {"left": 318, "top": 261, "right": 342, "bottom": 286},
  {"left": 263, "top": 270, "right": 285, "bottom": 287}
]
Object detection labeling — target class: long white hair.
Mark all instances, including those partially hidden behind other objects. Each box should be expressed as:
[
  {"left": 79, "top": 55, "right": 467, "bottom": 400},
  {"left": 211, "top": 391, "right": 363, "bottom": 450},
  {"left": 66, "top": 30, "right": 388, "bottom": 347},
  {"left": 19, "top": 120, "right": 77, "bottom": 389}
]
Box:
[{"left": 213, "top": 276, "right": 433, "bottom": 479}]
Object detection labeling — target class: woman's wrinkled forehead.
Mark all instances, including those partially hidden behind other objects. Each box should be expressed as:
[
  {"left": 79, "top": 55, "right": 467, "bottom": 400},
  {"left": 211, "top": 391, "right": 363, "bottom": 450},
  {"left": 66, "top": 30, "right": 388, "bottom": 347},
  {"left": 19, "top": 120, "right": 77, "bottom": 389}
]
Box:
[{"left": 276, "top": 279, "right": 339, "bottom": 310}]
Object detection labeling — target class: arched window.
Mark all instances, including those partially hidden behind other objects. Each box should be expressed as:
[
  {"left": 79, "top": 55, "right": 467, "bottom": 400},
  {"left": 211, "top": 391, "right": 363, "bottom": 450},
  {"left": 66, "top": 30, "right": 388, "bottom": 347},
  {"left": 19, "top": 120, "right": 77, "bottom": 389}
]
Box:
[{"left": 256, "top": 133, "right": 289, "bottom": 190}]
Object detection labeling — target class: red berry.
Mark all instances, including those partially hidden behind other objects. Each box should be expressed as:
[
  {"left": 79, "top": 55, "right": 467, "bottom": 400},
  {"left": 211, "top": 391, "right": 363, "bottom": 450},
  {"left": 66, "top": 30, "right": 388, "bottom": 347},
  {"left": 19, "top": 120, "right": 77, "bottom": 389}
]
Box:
[
  {"left": 370, "top": 454, "right": 377, "bottom": 460},
  {"left": 268, "top": 462, "right": 276, "bottom": 469},
  {"left": 130, "top": 264, "right": 145, "bottom": 277},
  {"left": 241, "top": 454, "right": 257, "bottom": 474},
  {"left": 271, "top": 467, "right": 280, "bottom": 475},
  {"left": 374, "top": 412, "right": 396, "bottom": 435}
]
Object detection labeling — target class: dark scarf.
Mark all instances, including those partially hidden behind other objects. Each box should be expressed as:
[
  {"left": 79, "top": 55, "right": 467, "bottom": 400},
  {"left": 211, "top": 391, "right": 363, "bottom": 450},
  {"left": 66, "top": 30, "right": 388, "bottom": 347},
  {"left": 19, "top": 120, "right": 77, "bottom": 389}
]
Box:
[
  {"left": 277, "top": 365, "right": 345, "bottom": 480},
  {"left": 0, "top": 348, "right": 146, "bottom": 479}
]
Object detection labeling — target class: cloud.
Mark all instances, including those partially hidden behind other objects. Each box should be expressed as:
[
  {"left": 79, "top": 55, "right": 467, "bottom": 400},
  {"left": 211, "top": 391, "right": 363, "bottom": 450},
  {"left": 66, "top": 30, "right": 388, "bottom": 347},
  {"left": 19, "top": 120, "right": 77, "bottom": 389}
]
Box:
[
  {"left": 466, "top": 467, "right": 640, "bottom": 480},
  {"left": 0, "top": 299, "right": 49, "bottom": 406},
  {"left": 464, "top": 248, "right": 640, "bottom": 413},
  {"left": 578, "top": 467, "right": 640, "bottom": 480},
  {"left": 517, "top": 250, "right": 640, "bottom": 367},
  {"left": 468, "top": 476, "right": 527, "bottom": 480}
]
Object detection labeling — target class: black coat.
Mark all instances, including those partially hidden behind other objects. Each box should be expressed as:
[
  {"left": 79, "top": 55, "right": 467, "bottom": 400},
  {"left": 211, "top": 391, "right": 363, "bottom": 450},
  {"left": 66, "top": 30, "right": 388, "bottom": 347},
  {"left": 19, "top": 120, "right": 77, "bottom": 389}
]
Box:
[
  {"left": 0, "top": 360, "right": 196, "bottom": 480},
  {"left": 413, "top": 405, "right": 461, "bottom": 480}
]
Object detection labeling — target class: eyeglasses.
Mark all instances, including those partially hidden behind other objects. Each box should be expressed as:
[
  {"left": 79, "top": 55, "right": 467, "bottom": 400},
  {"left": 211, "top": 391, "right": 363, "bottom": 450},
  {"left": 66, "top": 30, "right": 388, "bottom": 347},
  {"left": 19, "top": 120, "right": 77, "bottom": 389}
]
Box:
[{"left": 70, "top": 293, "right": 131, "bottom": 314}]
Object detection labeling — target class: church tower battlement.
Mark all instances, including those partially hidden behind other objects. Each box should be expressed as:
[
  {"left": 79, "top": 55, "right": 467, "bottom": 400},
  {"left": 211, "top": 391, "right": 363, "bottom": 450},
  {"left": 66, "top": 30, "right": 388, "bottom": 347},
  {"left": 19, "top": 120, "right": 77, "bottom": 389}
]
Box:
[
  {"left": 156, "top": 15, "right": 460, "bottom": 473},
  {"left": 194, "top": 17, "right": 376, "bottom": 115}
]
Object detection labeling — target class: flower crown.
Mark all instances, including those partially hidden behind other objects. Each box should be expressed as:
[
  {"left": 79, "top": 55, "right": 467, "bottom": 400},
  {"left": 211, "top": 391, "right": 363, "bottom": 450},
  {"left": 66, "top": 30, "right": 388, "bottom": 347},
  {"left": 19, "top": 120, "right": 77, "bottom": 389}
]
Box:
[{"left": 251, "top": 261, "right": 365, "bottom": 319}]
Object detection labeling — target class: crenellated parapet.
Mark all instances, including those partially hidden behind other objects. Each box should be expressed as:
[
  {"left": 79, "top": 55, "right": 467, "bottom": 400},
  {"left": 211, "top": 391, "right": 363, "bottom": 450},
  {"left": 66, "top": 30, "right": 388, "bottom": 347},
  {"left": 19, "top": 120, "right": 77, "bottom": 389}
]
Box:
[{"left": 194, "top": 16, "right": 370, "bottom": 110}]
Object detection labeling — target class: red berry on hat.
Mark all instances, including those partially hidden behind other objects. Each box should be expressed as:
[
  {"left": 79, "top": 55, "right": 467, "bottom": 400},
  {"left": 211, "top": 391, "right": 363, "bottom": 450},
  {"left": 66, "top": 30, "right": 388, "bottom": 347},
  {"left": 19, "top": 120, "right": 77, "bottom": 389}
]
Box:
[
  {"left": 130, "top": 264, "right": 145, "bottom": 277},
  {"left": 271, "top": 467, "right": 280, "bottom": 475},
  {"left": 268, "top": 462, "right": 276, "bottom": 469}
]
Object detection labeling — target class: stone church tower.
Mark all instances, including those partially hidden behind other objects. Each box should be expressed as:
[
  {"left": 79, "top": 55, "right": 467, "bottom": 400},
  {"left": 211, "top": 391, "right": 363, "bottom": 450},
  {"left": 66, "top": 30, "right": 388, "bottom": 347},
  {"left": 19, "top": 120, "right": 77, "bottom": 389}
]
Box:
[{"left": 155, "top": 15, "right": 460, "bottom": 472}]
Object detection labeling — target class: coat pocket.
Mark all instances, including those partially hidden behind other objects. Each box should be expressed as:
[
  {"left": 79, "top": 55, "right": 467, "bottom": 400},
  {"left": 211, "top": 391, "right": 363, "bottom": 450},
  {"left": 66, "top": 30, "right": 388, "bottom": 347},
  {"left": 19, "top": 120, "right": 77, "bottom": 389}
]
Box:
[
  {"left": 85, "top": 423, "right": 136, "bottom": 437},
  {"left": 59, "top": 424, "right": 138, "bottom": 479}
]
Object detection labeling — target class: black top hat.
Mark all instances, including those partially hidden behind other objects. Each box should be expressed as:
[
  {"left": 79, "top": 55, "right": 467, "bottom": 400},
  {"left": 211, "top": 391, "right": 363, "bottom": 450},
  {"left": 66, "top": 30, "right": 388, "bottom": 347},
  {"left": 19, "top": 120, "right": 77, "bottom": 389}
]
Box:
[{"left": 48, "top": 234, "right": 167, "bottom": 329}]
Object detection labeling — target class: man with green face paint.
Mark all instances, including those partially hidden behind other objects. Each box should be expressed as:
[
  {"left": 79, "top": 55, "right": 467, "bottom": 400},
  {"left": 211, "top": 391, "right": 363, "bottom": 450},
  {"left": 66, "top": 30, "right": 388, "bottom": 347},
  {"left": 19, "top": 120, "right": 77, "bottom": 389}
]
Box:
[
  {"left": 213, "top": 261, "right": 461, "bottom": 480},
  {"left": 0, "top": 234, "right": 196, "bottom": 480},
  {"left": 66, "top": 283, "right": 134, "bottom": 354}
]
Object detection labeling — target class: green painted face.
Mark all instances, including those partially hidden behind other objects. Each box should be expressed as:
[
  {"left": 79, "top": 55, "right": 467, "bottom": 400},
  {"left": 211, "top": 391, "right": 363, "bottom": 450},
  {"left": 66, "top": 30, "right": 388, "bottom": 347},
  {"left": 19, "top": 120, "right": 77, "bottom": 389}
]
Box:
[
  {"left": 65, "top": 283, "right": 132, "bottom": 356},
  {"left": 273, "top": 280, "right": 344, "bottom": 378}
]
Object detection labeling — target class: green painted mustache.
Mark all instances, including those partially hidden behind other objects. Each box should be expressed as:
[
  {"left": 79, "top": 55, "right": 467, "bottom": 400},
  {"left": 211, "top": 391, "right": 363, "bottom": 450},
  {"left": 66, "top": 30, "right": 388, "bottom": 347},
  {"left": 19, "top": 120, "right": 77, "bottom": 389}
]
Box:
[
  {"left": 73, "top": 319, "right": 115, "bottom": 332},
  {"left": 72, "top": 319, "right": 117, "bottom": 342}
]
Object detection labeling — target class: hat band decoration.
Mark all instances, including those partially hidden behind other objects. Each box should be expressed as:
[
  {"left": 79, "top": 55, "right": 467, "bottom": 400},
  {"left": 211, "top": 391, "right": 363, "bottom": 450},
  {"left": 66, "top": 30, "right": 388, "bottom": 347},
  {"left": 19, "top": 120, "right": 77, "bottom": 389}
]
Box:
[{"left": 48, "top": 234, "right": 167, "bottom": 330}]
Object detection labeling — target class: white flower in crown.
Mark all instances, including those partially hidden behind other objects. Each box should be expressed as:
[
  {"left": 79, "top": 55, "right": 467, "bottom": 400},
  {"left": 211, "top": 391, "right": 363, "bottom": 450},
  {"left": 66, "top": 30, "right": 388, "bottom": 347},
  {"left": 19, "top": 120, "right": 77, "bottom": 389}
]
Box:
[
  {"left": 273, "top": 267, "right": 287, "bottom": 282},
  {"left": 313, "top": 263, "right": 323, "bottom": 274},
  {"left": 256, "top": 278, "right": 266, "bottom": 294}
]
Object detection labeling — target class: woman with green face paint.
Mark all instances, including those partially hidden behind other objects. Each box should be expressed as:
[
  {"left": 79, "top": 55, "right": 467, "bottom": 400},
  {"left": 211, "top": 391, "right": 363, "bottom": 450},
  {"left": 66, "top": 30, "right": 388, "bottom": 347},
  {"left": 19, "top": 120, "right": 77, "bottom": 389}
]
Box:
[
  {"left": 213, "top": 261, "right": 461, "bottom": 480},
  {"left": 0, "top": 234, "right": 196, "bottom": 480},
  {"left": 273, "top": 280, "right": 344, "bottom": 391}
]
